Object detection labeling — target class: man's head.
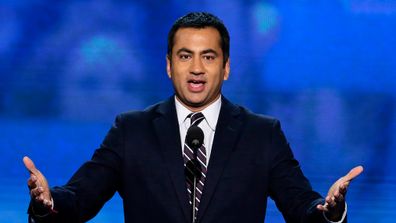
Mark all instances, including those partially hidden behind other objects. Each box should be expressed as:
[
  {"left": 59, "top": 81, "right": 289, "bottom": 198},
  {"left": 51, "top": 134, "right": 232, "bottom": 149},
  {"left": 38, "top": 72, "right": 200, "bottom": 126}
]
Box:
[
  {"left": 166, "top": 12, "right": 231, "bottom": 112},
  {"left": 167, "top": 12, "right": 230, "bottom": 67}
]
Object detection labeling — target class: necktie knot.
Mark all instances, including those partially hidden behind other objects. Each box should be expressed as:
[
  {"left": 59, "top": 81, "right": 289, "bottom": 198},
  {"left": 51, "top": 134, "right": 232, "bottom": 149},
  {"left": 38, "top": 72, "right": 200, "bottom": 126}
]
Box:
[{"left": 189, "top": 112, "right": 205, "bottom": 126}]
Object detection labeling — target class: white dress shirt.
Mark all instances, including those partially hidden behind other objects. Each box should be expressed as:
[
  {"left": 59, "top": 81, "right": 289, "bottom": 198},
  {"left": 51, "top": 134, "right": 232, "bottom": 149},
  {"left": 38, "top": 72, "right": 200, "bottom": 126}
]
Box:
[{"left": 175, "top": 96, "right": 222, "bottom": 166}]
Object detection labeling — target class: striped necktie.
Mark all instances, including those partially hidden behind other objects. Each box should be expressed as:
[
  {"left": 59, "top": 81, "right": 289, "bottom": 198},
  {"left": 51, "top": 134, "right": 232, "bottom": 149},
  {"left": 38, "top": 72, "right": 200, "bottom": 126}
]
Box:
[{"left": 183, "top": 112, "right": 207, "bottom": 216}]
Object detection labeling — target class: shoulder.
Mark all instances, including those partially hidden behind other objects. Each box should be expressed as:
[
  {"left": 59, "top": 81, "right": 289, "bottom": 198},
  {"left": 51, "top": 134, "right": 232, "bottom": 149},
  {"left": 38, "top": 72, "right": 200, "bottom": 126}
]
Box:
[
  {"left": 115, "top": 99, "right": 170, "bottom": 123},
  {"left": 104, "top": 100, "right": 171, "bottom": 133},
  {"left": 222, "top": 96, "right": 279, "bottom": 127},
  {"left": 233, "top": 103, "right": 280, "bottom": 130}
]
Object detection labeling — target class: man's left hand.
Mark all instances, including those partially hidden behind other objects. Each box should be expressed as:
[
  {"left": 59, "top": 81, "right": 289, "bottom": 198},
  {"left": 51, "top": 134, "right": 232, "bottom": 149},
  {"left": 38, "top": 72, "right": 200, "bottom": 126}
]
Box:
[{"left": 316, "top": 166, "right": 364, "bottom": 221}]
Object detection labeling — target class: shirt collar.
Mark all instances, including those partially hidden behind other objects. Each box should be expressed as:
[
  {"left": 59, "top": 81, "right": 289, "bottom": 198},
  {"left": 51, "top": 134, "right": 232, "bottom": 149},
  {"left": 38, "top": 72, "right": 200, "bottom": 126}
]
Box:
[{"left": 175, "top": 95, "right": 222, "bottom": 131}]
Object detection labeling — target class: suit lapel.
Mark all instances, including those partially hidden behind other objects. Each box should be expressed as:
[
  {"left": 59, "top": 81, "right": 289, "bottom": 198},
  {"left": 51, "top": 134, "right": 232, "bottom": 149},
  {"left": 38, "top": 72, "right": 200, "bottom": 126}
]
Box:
[
  {"left": 197, "top": 97, "right": 243, "bottom": 221},
  {"left": 152, "top": 97, "right": 191, "bottom": 222}
]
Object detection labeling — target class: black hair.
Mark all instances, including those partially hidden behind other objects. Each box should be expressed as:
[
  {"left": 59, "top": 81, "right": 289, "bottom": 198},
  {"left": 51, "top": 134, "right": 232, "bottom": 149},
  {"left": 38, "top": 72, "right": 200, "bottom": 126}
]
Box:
[{"left": 167, "top": 12, "right": 230, "bottom": 66}]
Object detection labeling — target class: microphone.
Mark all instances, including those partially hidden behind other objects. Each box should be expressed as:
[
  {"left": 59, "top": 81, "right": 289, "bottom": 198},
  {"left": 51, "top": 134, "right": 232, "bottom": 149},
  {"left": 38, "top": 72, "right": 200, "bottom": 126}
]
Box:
[
  {"left": 186, "top": 125, "right": 204, "bottom": 178},
  {"left": 185, "top": 160, "right": 201, "bottom": 181},
  {"left": 184, "top": 125, "right": 204, "bottom": 223},
  {"left": 185, "top": 125, "right": 204, "bottom": 180},
  {"left": 186, "top": 125, "right": 204, "bottom": 153}
]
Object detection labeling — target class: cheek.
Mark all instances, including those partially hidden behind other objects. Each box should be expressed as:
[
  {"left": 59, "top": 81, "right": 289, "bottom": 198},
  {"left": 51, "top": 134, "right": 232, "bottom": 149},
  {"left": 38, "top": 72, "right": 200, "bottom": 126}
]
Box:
[
  {"left": 172, "top": 75, "right": 185, "bottom": 89},
  {"left": 212, "top": 73, "right": 225, "bottom": 87}
]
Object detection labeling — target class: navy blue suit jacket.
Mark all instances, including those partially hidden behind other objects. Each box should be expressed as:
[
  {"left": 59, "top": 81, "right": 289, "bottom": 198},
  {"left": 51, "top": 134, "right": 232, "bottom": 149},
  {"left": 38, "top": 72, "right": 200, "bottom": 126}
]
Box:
[{"left": 29, "top": 96, "right": 334, "bottom": 223}]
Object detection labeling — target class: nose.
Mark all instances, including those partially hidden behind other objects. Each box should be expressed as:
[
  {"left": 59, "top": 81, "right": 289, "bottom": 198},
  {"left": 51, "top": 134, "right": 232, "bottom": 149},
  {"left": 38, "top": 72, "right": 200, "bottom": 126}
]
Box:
[{"left": 190, "top": 57, "right": 204, "bottom": 75}]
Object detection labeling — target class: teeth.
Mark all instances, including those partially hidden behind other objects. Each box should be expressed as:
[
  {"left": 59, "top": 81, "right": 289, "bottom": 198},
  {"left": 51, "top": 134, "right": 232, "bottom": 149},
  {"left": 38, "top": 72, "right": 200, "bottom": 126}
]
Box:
[{"left": 190, "top": 80, "right": 203, "bottom": 84}]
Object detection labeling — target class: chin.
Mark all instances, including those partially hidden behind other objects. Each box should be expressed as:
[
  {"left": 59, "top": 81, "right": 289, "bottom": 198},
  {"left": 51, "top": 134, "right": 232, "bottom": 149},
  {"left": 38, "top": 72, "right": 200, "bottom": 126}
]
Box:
[
  {"left": 187, "top": 100, "right": 204, "bottom": 107},
  {"left": 185, "top": 96, "right": 205, "bottom": 104},
  {"left": 185, "top": 100, "right": 206, "bottom": 109}
]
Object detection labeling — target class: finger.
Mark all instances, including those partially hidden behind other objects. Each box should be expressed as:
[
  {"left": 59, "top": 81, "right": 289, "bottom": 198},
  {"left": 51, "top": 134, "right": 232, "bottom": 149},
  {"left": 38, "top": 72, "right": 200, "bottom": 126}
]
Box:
[
  {"left": 30, "top": 186, "right": 44, "bottom": 198},
  {"left": 338, "top": 181, "right": 350, "bottom": 196},
  {"left": 317, "top": 204, "right": 329, "bottom": 212},
  {"left": 35, "top": 194, "right": 43, "bottom": 202},
  {"left": 42, "top": 198, "right": 53, "bottom": 208},
  {"left": 334, "top": 192, "right": 344, "bottom": 203},
  {"left": 339, "top": 183, "right": 347, "bottom": 194},
  {"left": 332, "top": 182, "right": 346, "bottom": 196},
  {"left": 343, "top": 166, "right": 364, "bottom": 182},
  {"left": 23, "top": 156, "right": 39, "bottom": 175},
  {"left": 326, "top": 196, "right": 336, "bottom": 208},
  {"left": 30, "top": 189, "right": 40, "bottom": 199},
  {"left": 38, "top": 193, "right": 46, "bottom": 202},
  {"left": 37, "top": 193, "right": 50, "bottom": 203},
  {"left": 27, "top": 175, "right": 38, "bottom": 189}
]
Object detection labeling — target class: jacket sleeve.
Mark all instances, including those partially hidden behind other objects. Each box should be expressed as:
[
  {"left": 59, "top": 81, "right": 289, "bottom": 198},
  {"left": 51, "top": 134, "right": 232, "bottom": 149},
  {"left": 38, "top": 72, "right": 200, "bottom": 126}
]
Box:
[
  {"left": 28, "top": 114, "right": 125, "bottom": 223},
  {"left": 268, "top": 119, "right": 346, "bottom": 223}
]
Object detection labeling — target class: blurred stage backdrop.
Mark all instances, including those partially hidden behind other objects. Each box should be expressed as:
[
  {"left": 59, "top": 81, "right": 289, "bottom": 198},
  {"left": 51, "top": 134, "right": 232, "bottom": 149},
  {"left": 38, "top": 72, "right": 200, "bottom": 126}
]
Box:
[{"left": 1, "top": 0, "right": 395, "bottom": 222}]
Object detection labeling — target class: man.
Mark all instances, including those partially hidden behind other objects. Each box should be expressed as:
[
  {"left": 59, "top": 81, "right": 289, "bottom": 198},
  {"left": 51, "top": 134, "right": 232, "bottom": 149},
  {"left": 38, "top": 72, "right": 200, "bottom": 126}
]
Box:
[{"left": 24, "top": 12, "right": 363, "bottom": 223}]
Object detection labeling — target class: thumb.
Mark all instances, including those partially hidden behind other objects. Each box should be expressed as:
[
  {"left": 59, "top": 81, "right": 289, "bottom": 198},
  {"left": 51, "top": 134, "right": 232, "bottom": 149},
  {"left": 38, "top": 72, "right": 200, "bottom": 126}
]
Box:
[
  {"left": 343, "top": 165, "right": 364, "bottom": 182},
  {"left": 23, "top": 156, "right": 39, "bottom": 175}
]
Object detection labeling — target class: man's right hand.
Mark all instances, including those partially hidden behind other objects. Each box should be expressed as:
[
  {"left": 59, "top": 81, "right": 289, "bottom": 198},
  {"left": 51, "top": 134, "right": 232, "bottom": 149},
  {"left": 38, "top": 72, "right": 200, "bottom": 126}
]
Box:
[{"left": 23, "top": 156, "right": 53, "bottom": 209}]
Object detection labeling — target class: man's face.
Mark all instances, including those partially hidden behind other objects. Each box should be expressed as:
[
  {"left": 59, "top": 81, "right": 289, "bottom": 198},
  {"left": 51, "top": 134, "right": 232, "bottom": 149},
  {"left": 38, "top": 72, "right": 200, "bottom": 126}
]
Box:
[{"left": 167, "top": 27, "right": 230, "bottom": 111}]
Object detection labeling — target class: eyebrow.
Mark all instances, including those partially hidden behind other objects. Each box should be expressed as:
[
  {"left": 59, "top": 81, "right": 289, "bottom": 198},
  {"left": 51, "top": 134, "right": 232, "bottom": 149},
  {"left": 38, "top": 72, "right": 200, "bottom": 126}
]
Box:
[
  {"left": 201, "top": 49, "right": 218, "bottom": 56},
  {"left": 176, "top": 48, "right": 219, "bottom": 56},
  {"left": 176, "top": 48, "right": 193, "bottom": 55}
]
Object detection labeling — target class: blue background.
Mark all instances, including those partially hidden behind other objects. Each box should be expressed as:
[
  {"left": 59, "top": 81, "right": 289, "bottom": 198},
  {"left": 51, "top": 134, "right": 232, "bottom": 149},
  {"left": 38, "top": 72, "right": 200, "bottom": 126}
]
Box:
[{"left": 1, "top": 0, "right": 395, "bottom": 222}]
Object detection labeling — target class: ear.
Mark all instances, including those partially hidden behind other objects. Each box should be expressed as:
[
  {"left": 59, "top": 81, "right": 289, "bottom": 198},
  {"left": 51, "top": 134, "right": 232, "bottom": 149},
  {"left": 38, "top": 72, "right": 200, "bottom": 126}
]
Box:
[
  {"left": 166, "top": 55, "right": 172, "bottom": 78},
  {"left": 223, "top": 58, "right": 230, "bottom": 80}
]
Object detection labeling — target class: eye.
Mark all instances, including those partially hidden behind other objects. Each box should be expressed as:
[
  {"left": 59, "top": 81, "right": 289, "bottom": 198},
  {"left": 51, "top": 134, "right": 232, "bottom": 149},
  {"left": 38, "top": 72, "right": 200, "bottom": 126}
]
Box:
[
  {"left": 203, "top": 55, "right": 216, "bottom": 61},
  {"left": 179, "top": 54, "right": 191, "bottom": 60}
]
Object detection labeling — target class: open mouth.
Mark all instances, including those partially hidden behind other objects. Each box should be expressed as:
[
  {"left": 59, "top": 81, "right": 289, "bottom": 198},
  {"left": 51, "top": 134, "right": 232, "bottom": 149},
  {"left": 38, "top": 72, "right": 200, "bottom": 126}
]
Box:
[
  {"left": 187, "top": 79, "right": 206, "bottom": 91},
  {"left": 188, "top": 80, "right": 206, "bottom": 85}
]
